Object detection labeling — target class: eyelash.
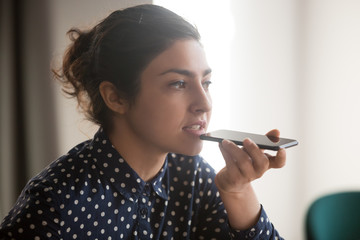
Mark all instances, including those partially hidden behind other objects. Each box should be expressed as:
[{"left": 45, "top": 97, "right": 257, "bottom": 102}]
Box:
[
  {"left": 170, "top": 80, "right": 212, "bottom": 90},
  {"left": 202, "top": 80, "right": 212, "bottom": 90},
  {"left": 170, "top": 80, "right": 186, "bottom": 89}
]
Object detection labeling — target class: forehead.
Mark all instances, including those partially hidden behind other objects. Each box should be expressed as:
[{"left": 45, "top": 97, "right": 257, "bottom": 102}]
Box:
[{"left": 141, "top": 39, "right": 210, "bottom": 77}]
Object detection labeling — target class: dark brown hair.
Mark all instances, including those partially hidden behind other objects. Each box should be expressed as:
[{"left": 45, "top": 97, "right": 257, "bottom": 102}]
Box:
[{"left": 54, "top": 4, "right": 200, "bottom": 130}]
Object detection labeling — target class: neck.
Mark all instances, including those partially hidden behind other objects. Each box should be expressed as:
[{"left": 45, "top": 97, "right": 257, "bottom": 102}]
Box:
[{"left": 107, "top": 122, "right": 167, "bottom": 182}]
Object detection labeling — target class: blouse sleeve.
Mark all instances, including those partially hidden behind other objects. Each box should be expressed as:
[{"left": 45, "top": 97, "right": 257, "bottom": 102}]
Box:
[
  {"left": 0, "top": 178, "right": 61, "bottom": 240},
  {"left": 229, "top": 205, "right": 283, "bottom": 240}
]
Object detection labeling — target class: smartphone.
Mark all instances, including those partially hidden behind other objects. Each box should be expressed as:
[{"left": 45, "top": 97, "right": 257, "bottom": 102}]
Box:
[{"left": 200, "top": 129, "right": 298, "bottom": 151}]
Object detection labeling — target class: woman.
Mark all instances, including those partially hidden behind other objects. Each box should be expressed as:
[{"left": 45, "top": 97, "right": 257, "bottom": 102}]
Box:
[{"left": 0, "top": 4, "right": 286, "bottom": 239}]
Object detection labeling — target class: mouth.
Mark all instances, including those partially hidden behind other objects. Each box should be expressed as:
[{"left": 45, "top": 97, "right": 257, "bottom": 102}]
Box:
[
  {"left": 182, "top": 121, "right": 207, "bottom": 136},
  {"left": 185, "top": 124, "right": 202, "bottom": 130}
]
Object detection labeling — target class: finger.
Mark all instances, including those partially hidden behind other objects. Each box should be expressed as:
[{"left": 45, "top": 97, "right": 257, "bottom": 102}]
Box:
[
  {"left": 243, "top": 138, "right": 269, "bottom": 176},
  {"left": 265, "top": 129, "right": 281, "bottom": 144},
  {"left": 266, "top": 129, "right": 280, "bottom": 138},
  {"left": 220, "top": 140, "right": 254, "bottom": 175},
  {"left": 219, "top": 140, "right": 235, "bottom": 167},
  {"left": 266, "top": 148, "right": 287, "bottom": 169}
]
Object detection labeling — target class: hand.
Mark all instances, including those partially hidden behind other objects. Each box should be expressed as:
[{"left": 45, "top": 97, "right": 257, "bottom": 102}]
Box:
[{"left": 215, "top": 129, "right": 286, "bottom": 194}]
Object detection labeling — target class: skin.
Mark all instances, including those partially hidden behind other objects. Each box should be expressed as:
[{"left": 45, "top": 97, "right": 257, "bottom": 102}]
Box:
[{"left": 99, "top": 39, "right": 287, "bottom": 230}]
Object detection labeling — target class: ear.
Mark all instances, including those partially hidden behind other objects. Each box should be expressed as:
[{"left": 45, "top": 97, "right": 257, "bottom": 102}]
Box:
[{"left": 99, "top": 81, "right": 129, "bottom": 114}]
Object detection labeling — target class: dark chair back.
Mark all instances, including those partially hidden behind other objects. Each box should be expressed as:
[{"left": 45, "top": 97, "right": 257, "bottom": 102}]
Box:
[{"left": 306, "top": 191, "right": 360, "bottom": 240}]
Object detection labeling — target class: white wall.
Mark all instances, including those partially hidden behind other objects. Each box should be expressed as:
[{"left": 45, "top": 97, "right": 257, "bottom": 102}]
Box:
[
  {"left": 229, "top": 1, "right": 301, "bottom": 239},
  {"left": 299, "top": 0, "right": 360, "bottom": 230}
]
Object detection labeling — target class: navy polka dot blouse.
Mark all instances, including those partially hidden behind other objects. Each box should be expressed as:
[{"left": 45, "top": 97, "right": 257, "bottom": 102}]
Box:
[{"left": 0, "top": 128, "right": 282, "bottom": 239}]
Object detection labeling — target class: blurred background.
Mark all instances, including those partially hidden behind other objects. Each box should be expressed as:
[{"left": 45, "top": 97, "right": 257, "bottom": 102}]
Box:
[{"left": 1, "top": 0, "right": 359, "bottom": 239}]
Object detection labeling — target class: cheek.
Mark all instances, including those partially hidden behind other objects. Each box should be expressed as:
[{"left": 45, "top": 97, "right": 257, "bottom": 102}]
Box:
[
  {"left": 156, "top": 103, "right": 186, "bottom": 128},
  {"left": 136, "top": 95, "right": 186, "bottom": 128}
]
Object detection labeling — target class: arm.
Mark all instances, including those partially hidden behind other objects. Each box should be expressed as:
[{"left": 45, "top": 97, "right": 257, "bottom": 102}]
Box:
[{"left": 215, "top": 129, "right": 286, "bottom": 231}]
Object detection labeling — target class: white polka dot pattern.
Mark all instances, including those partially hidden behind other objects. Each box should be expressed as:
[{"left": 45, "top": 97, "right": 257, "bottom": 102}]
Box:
[{"left": 0, "top": 128, "right": 282, "bottom": 239}]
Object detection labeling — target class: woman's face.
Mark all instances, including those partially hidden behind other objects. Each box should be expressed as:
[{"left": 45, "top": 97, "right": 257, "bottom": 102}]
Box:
[{"left": 124, "top": 39, "right": 212, "bottom": 156}]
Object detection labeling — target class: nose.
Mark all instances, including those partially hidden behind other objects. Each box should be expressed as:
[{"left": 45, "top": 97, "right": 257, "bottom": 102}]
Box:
[{"left": 189, "top": 83, "right": 212, "bottom": 114}]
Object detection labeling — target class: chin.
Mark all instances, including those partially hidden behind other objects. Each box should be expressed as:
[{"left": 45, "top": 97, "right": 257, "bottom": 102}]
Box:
[{"left": 174, "top": 142, "right": 203, "bottom": 157}]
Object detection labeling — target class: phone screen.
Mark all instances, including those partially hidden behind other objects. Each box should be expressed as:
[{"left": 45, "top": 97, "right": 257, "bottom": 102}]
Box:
[{"left": 200, "top": 129, "right": 298, "bottom": 150}]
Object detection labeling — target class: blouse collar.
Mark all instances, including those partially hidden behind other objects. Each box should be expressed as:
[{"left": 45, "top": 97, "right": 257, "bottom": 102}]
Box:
[{"left": 88, "top": 128, "right": 169, "bottom": 201}]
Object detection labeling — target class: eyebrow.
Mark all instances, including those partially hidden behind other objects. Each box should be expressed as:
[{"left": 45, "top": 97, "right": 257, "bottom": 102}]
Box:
[{"left": 159, "top": 68, "right": 212, "bottom": 78}]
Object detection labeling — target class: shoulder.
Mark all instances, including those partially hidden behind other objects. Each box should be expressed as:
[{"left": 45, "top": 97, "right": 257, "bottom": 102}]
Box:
[
  {"left": 32, "top": 139, "right": 91, "bottom": 182},
  {"left": 18, "top": 139, "right": 93, "bottom": 206}
]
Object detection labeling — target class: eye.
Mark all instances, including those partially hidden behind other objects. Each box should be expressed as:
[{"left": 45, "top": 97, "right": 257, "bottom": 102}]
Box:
[
  {"left": 202, "top": 80, "right": 212, "bottom": 90},
  {"left": 170, "top": 80, "right": 186, "bottom": 89}
]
